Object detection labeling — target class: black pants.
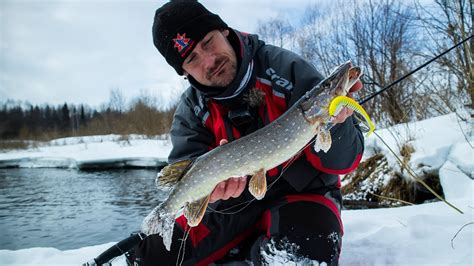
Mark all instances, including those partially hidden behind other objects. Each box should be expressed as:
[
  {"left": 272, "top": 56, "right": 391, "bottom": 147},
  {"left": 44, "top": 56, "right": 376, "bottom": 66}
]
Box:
[{"left": 134, "top": 186, "right": 343, "bottom": 266}]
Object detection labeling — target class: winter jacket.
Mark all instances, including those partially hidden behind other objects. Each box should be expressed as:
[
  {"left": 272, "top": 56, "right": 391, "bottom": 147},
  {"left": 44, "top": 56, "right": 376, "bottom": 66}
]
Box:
[{"left": 167, "top": 29, "right": 364, "bottom": 194}]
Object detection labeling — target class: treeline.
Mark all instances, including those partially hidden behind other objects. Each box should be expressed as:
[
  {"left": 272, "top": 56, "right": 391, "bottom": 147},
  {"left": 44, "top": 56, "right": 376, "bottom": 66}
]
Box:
[
  {"left": 0, "top": 102, "right": 88, "bottom": 140},
  {"left": 0, "top": 92, "right": 176, "bottom": 141}
]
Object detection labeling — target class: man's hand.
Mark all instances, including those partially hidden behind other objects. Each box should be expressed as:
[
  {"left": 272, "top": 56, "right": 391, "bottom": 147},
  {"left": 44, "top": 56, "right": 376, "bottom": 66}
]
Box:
[
  {"left": 331, "top": 80, "right": 363, "bottom": 124},
  {"left": 209, "top": 139, "right": 247, "bottom": 203}
]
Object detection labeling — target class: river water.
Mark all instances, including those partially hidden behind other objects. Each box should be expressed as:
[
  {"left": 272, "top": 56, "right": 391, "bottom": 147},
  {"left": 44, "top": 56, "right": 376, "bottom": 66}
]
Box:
[{"left": 0, "top": 168, "right": 169, "bottom": 250}]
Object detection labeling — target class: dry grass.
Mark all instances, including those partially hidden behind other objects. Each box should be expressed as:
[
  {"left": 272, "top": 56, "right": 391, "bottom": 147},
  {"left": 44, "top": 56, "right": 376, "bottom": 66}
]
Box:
[
  {"left": 400, "top": 143, "right": 415, "bottom": 173},
  {"left": 380, "top": 173, "right": 416, "bottom": 206},
  {"left": 0, "top": 140, "right": 29, "bottom": 150},
  {"left": 342, "top": 151, "right": 444, "bottom": 209},
  {"left": 342, "top": 153, "right": 391, "bottom": 208}
]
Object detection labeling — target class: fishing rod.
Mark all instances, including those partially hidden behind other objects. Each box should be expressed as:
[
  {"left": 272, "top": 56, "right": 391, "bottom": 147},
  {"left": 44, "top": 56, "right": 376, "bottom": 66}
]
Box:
[
  {"left": 83, "top": 232, "right": 146, "bottom": 266},
  {"left": 358, "top": 34, "right": 473, "bottom": 105}
]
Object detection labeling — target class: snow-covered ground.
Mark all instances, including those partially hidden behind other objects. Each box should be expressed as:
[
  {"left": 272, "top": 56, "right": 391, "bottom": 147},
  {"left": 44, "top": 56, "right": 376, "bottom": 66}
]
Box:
[
  {"left": 0, "top": 113, "right": 472, "bottom": 265},
  {"left": 0, "top": 134, "right": 171, "bottom": 169}
]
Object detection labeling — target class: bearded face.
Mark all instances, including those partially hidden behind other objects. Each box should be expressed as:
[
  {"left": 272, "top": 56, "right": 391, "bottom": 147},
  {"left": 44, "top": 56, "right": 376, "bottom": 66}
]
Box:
[{"left": 182, "top": 30, "right": 238, "bottom": 87}]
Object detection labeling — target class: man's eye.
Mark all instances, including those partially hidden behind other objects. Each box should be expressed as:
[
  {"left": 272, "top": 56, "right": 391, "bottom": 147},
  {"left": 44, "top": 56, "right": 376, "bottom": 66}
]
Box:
[
  {"left": 204, "top": 36, "right": 213, "bottom": 47},
  {"left": 186, "top": 55, "right": 195, "bottom": 64}
]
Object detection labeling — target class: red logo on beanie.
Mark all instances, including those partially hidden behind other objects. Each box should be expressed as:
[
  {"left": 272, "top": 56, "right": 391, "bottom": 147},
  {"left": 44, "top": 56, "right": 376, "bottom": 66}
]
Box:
[{"left": 173, "top": 33, "right": 192, "bottom": 53}]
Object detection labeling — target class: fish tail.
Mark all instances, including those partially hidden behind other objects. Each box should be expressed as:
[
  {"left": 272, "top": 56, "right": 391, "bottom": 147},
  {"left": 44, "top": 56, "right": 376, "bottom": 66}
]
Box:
[{"left": 141, "top": 204, "right": 175, "bottom": 251}]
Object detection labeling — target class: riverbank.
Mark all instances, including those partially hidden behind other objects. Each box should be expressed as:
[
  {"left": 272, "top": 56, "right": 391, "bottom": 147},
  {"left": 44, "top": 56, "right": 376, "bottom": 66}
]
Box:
[{"left": 0, "top": 135, "right": 171, "bottom": 169}]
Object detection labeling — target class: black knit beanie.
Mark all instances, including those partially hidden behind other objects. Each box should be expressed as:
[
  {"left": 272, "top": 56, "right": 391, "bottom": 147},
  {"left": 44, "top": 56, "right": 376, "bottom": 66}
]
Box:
[{"left": 152, "top": 0, "right": 228, "bottom": 75}]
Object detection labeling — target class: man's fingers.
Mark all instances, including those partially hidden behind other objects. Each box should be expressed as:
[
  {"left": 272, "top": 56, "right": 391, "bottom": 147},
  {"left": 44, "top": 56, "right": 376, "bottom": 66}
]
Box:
[
  {"left": 221, "top": 177, "right": 240, "bottom": 200},
  {"left": 209, "top": 182, "right": 225, "bottom": 203},
  {"left": 331, "top": 107, "right": 353, "bottom": 124},
  {"left": 231, "top": 177, "right": 247, "bottom": 198},
  {"left": 219, "top": 139, "right": 228, "bottom": 146},
  {"left": 209, "top": 176, "right": 247, "bottom": 203}
]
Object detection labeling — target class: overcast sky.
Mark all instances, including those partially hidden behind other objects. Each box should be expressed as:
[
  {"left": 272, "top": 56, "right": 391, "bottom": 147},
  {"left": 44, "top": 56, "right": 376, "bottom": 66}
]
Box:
[{"left": 0, "top": 0, "right": 313, "bottom": 108}]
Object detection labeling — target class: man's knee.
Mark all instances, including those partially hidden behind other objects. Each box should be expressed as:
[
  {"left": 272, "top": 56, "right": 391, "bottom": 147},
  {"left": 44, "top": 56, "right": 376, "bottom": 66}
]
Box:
[{"left": 252, "top": 199, "right": 342, "bottom": 265}]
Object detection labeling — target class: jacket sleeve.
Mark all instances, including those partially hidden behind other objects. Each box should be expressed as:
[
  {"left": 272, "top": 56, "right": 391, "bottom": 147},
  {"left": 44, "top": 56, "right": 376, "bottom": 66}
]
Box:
[
  {"left": 304, "top": 117, "right": 364, "bottom": 174},
  {"left": 167, "top": 91, "right": 214, "bottom": 164},
  {"left": 260, "top": 45, "right": 364, "bottom": 174}
]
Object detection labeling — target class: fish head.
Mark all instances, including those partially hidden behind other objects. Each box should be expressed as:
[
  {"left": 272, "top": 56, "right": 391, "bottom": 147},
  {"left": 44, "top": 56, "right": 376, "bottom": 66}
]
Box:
[
  {"left": 327, "top": 61, "right": 352, "bottom": 94},
  {"left": 300, "top": 61, "right": 361, "bottom": 119}
]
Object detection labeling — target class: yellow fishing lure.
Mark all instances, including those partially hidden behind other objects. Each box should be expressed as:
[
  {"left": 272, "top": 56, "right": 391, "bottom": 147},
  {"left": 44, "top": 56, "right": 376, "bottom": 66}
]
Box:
[{"left": 329, "top": 95, "right": 375, "bottom": 137}]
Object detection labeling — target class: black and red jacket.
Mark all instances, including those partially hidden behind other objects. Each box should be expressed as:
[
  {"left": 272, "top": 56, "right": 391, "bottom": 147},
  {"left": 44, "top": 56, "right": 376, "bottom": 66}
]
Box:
[{"left": 167, "top": 29, "right": 364, "bottom": 195}]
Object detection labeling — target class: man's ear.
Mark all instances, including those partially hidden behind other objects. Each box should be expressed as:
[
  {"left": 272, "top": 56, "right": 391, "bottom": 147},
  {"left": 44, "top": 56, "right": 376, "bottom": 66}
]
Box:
[{"left": 222, "top": 29, "right": 229, "bottom": 37}]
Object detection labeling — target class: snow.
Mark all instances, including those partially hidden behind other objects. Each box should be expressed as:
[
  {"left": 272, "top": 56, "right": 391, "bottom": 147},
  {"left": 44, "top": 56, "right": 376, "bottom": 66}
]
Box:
[
  {"left": 0, "top": 114, "right": 473, "bottom": 265},
  {"left": 0, "top": 243, "right": 127, "bottom": 266},
  {"left": 0, "top": 134, "right": 171, "bottom": 169},
  {"left": 439, "top": 161, "right": 473, "bottom": 201},
  {"left": 341, "top": 200, "right": 473, "bottom": 265}
]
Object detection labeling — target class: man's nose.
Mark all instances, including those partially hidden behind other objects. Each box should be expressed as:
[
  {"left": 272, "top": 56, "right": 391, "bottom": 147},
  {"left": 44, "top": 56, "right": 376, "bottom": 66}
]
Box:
[{"left": 202, "top": 53, "right": 216, "bottom": 70}]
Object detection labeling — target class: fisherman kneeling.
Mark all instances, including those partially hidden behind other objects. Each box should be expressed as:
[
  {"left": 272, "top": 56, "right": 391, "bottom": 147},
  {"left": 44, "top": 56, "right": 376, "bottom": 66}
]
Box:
[{"left": 133, "top": 1, "right": 364, "bottom": 265}]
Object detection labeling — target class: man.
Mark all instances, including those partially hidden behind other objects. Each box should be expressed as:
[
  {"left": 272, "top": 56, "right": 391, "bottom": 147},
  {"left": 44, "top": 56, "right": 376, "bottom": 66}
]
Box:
[{"left": 134, "top": 0, "right": 364, "bottom": 265}]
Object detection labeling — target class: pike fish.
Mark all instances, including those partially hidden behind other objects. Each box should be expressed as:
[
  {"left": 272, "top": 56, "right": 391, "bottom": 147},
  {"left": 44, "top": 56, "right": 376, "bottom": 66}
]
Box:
[{"left": 142, "top": 61, "right": 363, "bottom": 250}]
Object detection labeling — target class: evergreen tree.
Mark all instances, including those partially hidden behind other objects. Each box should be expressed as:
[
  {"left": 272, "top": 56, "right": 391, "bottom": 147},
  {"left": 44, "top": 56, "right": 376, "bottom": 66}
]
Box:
[
  {"left": 80, "top": 105, "right": 87, "bottom": 128},
  {"left": 61, "top": 103, "right": 71, "bottom": 132}
]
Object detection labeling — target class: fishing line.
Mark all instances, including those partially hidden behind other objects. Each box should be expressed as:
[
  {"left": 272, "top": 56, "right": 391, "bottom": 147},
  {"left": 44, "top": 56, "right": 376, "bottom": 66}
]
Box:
[
  {"left": 176, "top": 187, "right": 212, "bottom": 265},
  {"left": 372, "top": 130, "right": 463, "bottom": 214},
  {"left": 176, "top": 225, "right": 191, "bottom": 266}
]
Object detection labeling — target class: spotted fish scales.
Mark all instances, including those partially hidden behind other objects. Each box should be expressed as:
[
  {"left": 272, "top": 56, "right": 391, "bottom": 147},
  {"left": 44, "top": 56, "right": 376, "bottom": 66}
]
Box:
[{"left": 142, "top": 61, "right": 362, "bottom": 250}]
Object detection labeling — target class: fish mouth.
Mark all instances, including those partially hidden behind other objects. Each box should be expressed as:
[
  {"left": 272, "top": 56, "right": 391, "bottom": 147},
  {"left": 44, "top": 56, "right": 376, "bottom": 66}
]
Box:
[{"left": 329, "top": 62, "right": 352, "bottom": 96}]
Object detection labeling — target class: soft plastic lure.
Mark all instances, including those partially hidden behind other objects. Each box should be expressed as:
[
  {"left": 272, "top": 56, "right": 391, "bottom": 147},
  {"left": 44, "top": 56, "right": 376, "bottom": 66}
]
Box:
[{"left": 329, "top": 95, "right": 375, "bottom": 136}]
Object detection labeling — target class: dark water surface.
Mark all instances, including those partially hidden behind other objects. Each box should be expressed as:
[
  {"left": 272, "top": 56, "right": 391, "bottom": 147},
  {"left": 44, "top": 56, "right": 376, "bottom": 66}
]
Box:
[{"left": 0, "top": 168, "right": 168, "bottom": 250}]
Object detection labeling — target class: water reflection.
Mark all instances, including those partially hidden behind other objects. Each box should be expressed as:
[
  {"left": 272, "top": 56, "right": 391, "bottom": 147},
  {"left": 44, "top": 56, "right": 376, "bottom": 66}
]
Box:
[{"left": 0, "top": 168, "right": 167, "bottom": 250}]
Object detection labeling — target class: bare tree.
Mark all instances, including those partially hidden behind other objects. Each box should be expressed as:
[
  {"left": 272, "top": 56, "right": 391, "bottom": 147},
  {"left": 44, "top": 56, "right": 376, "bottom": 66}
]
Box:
[
  {"left": 415, "top": 0, "right": 473, "bottom": 110},
  {"left": 297, "top": 0, "right": 420, "bottom": 125},
  {"left": 257, "top": 17, "right": 295, "bottom": 49},
  {"left": 351, "top": 0, "right": 421, "bottom": 125},
  {"left": 297, "top": 2, "right": 353, "bottom": 75},
  {"left": 108, "top": 88, "right": 127, "bottom": 114}
]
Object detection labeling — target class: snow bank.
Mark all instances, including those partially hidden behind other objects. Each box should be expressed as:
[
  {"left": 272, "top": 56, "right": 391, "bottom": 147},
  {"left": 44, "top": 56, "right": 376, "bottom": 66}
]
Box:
[
  {"left": 341, "top": 198, "right": 473, "bottom": 265},
  {"left": 340, "top": 113, "right": 474, "bottom": 265},
  {"left": 367, "top": 113, "right": 472, "bottom": 175},
  {"left": 0, "top": 242, "right": 126, "bottom": 266},
  {"left": 0, "top": 135, "right": 172, "bottom": 169}
]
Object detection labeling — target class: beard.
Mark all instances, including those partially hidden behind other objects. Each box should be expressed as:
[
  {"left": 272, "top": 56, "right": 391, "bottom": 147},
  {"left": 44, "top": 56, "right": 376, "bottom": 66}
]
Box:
[{"left": 205, "top": 55, "right": 237, "bottom": 87}]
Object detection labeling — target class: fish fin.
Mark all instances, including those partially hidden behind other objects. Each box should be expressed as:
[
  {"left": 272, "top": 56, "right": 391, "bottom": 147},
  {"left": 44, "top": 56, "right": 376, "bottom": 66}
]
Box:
[
  {"left": 157, "top": 159, "right": 193, "bottom": 187},
  {"left": 248, "top": 168, "right": 267, "bottom": 200},
  {"left": 314, "top": 130, "right": 332, "bottom": 153},
  {"left": 184, "top": 195, "right": 210, "bottom": 227},
  {"left": 141, "top": 204, "right": 176, "bottom": 251}
]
